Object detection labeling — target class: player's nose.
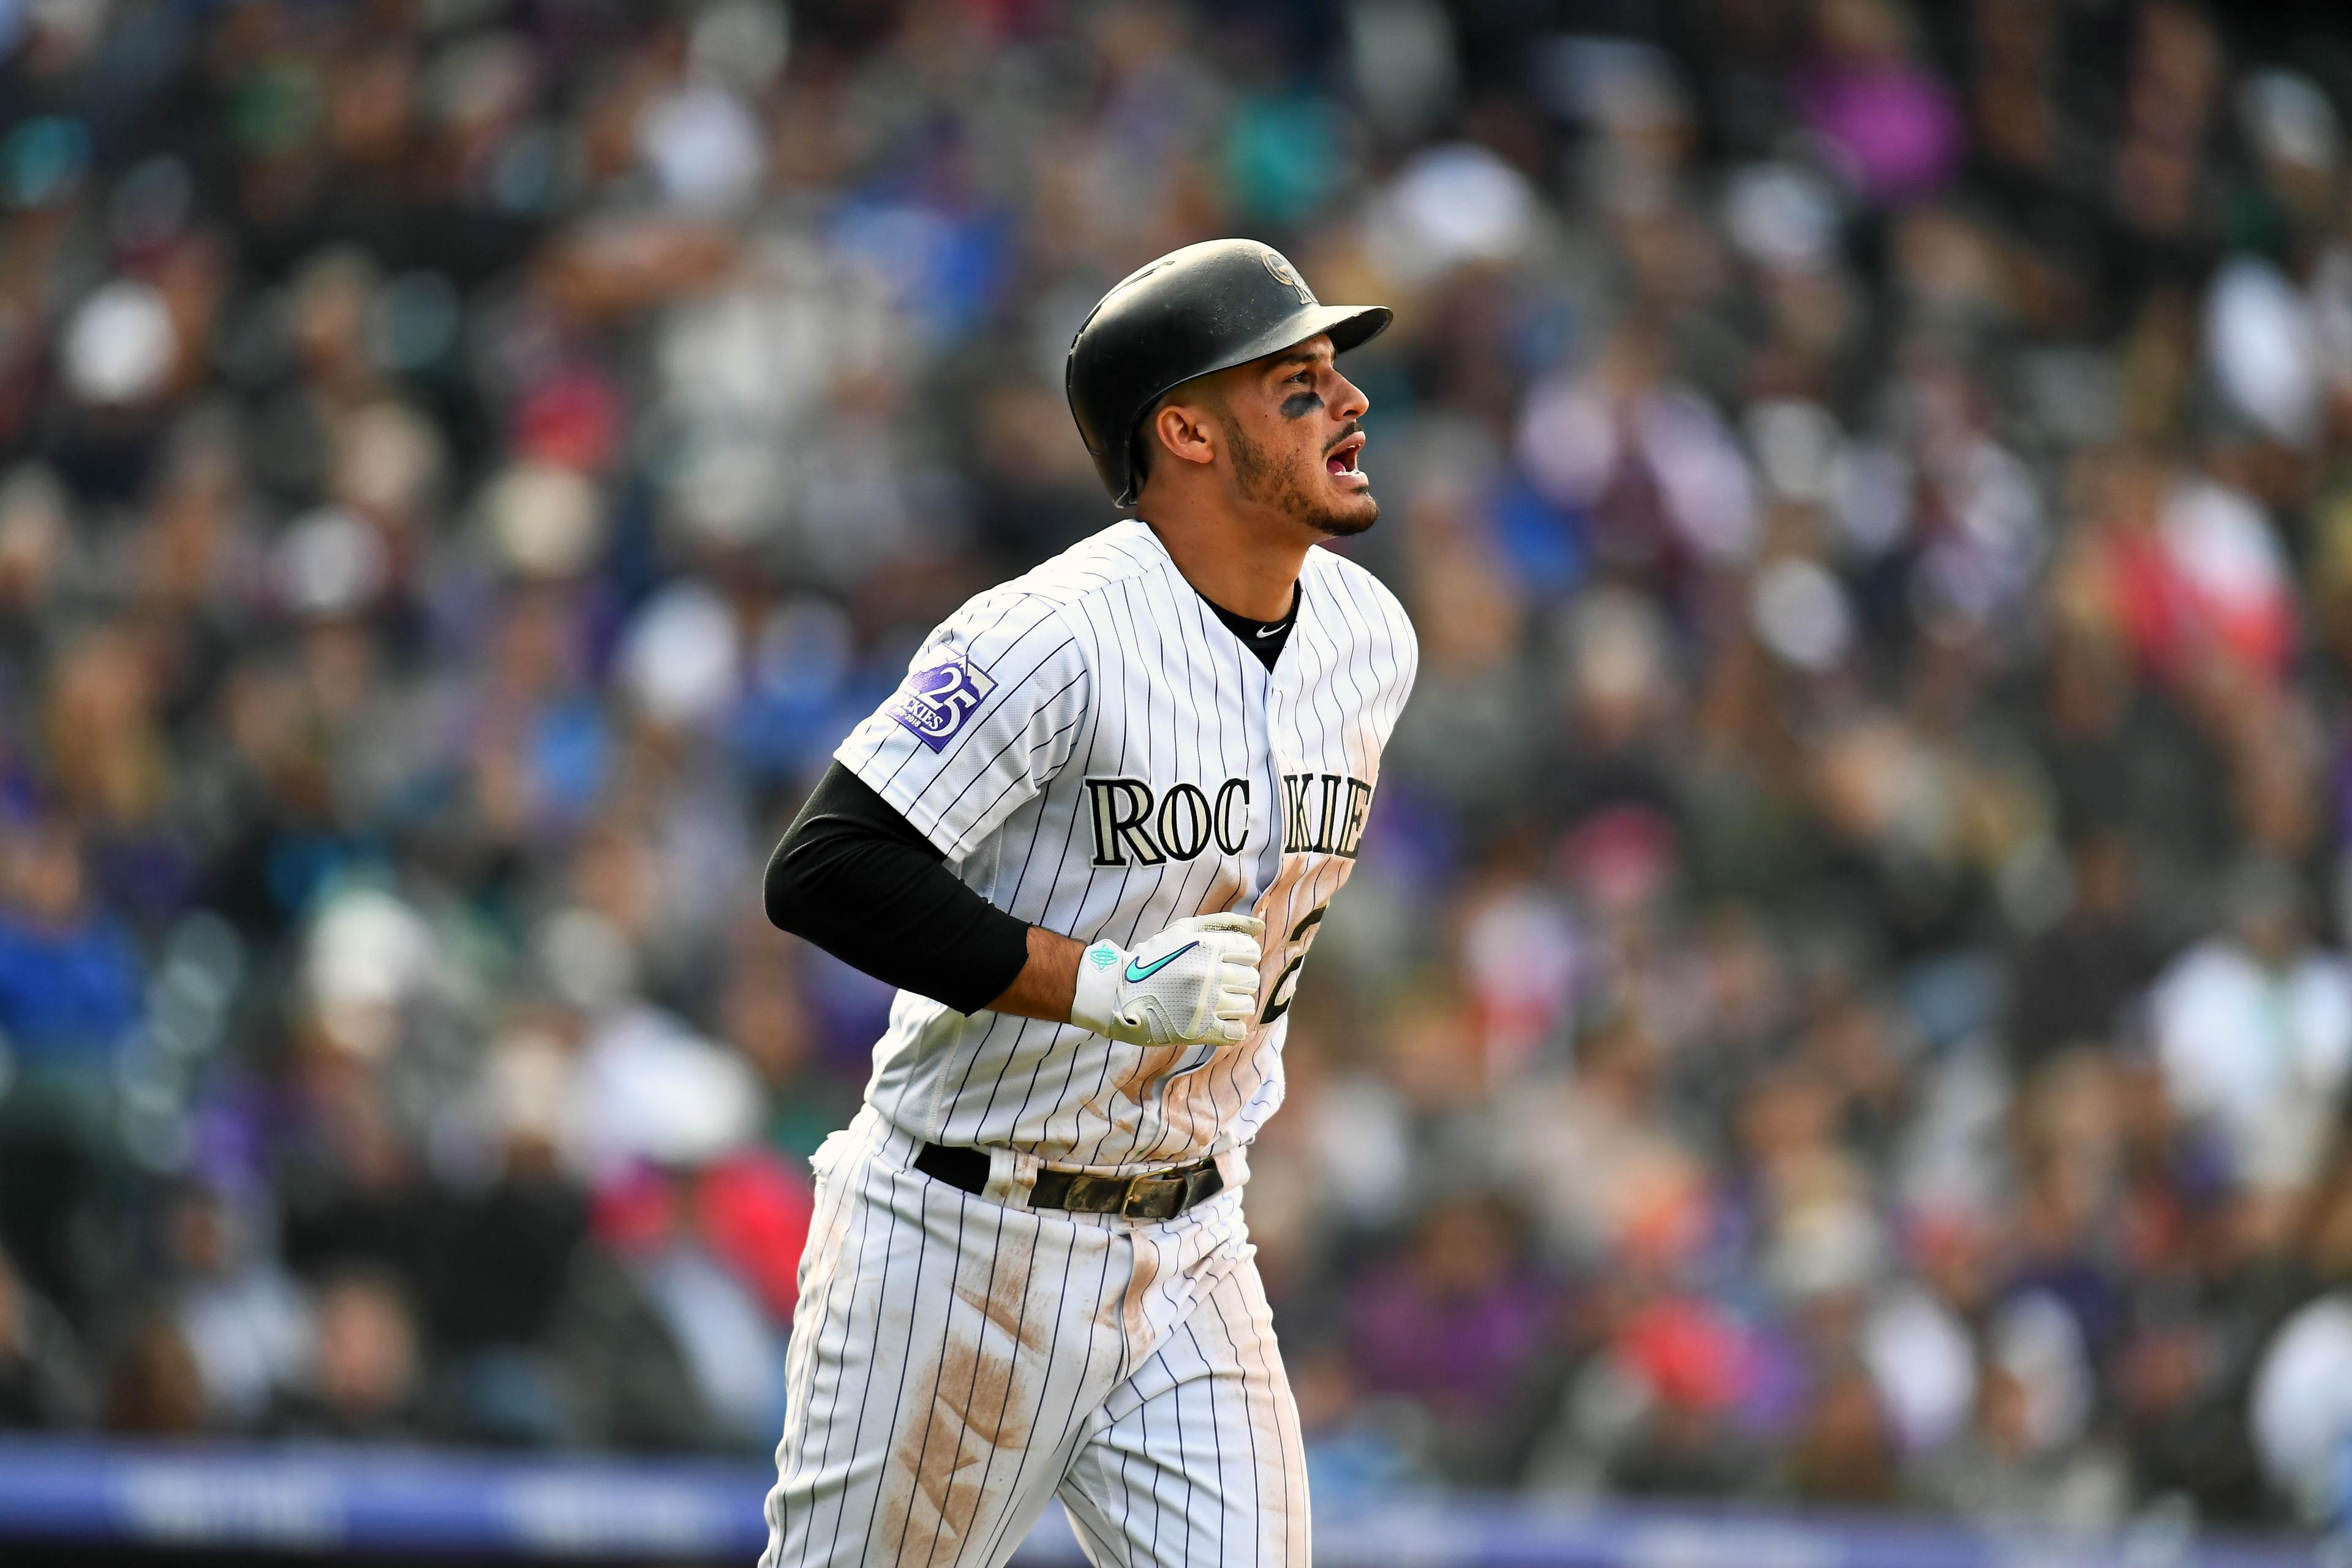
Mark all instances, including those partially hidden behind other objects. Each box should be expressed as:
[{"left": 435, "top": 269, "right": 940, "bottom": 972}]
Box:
[{"left": 1330, "top": 368, "right": 1368, "bottom": 424}]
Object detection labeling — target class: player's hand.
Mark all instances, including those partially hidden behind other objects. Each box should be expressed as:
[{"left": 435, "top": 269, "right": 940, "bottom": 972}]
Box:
[{"left": 1067, "top": 913, "right": 1265, "bottom": 1047}]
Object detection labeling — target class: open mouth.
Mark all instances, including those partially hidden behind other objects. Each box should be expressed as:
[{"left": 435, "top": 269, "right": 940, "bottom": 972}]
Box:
[{"left": 1324, "top": 434, "right": 1365, "bottom": 479}]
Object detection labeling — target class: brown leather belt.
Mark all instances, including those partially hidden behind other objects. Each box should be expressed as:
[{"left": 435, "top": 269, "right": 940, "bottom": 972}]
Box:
[{"left": 913, "top": 1142, "right": 1224, "bottom": 1221}]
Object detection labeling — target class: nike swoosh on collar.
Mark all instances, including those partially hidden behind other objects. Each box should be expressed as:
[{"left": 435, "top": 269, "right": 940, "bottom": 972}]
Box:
[
  {"left": 1254, "top": 624, "right": 1284, "bottom": 638},
  {"left": 1125, "top": 941, "right": 1197, "bottom": 982}
]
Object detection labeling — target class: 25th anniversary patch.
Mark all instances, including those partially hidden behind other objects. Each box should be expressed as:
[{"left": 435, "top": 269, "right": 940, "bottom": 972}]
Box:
[{"left": 886, "top": 654, "right": 997, "bottom": 752}]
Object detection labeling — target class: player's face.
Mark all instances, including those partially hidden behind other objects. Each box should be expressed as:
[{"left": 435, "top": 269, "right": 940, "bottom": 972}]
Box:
[{"left": 1221, "top": 336, "right": 1376, "bottom": 538}]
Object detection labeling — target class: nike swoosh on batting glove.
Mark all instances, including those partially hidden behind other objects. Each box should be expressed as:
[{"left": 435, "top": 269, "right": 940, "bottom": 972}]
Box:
[{"left": 1067, "top": 912, "right": 1267, "bottom": 1047}]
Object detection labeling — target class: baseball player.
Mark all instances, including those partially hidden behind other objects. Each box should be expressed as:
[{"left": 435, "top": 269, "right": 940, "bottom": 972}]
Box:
[{"left": 757, "top": 239, "right": 1416, "bottom": 1568}]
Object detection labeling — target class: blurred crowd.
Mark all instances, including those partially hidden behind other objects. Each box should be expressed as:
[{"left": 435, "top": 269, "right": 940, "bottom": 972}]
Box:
[{"left": 5, "top": 0, "right": 2352, "bottom": 1538}]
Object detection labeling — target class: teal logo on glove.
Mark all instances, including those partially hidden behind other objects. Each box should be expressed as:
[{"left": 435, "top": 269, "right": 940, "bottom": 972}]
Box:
[
  {"left": 1124, "top": 942, "right": 1196, "bottom": 983},
  {"left": 1087, "top": 943, "right": 1119, "bottom": 971}
]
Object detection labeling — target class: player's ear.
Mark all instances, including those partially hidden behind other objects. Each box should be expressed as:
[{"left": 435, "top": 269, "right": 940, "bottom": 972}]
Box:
[{"left": 1150, "top": 398, "right": 1219, "bottom": 470}]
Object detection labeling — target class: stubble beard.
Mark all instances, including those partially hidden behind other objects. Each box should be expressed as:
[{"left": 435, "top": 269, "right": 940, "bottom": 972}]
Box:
[{"left": 1229, "top": 422, "right": 1378, "bottom": 539}]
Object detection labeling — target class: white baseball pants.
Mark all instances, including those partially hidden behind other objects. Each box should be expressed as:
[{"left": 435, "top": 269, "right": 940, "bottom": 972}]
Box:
[{"left": 760, "top": 1108, "right": 1310, "bottom": 1568}]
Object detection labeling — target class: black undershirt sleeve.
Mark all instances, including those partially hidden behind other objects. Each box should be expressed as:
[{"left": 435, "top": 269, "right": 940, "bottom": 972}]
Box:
[{"left": 763, "top": 762, "right": 1035, "bottom": 1017}]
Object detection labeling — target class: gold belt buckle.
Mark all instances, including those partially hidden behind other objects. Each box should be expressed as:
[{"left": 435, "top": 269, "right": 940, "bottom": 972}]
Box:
[{"left": 1121, "top": 1173, "right": 1185, "bottom": 1219}]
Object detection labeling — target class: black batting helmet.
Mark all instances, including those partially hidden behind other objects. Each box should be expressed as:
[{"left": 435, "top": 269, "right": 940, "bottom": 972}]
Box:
[{"left": 1065, "top": 239, "right": 1392, "bottom": 507}]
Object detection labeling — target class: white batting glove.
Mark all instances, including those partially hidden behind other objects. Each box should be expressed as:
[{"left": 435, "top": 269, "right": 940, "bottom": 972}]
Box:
[{"left": 1068, "top": 913, "right": 1265, "bottom": 1047}]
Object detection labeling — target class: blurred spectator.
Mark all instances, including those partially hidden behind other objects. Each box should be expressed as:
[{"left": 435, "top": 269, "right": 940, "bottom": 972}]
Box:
[
  {"left": 0, "top": 815, "right": 141, "bottom": 1068},
  {"left": 418, "top": 1095, "right": 589, "bottom": 1447},
  {"left": 1787, "top": 1359, "right": 1900, "bottom": 1505},
  {"left": 2151, "top": 858, "right": 2352, "bottom": 1194},
  {"left": 2007, "top": 832, "right": 2164, "bottom": 1079},
  {"left": 1344, "top": 1193, "right": 1561, "bottom": 1485},
  {"left": 165, "top": 1185, "right": 311, "bottom": 1429},
  {"left": 1917, "top": 1360, "right": 2128, "bottom": 1526},
  {"left": 2251, "top": 1289, "right": 2352, "bottom": 1526},
  {"left": 590, "top": 1151, "right": 805, "bottom": 1445},
  {"left": 266, "top": 1271, "right": 430, "bottom": 1442},
  {"left": 100, "top": 1314, "right": 207, "bottom": 1438},
  {"left": 1294, "top": 1342, "right": 1424, "bottom": 1499},
  {"left": 1569, "top": 1294, "right": 1763, "bottom": 1499},
  {"left": 0, "top": 1245, "right": 89, "bottom": 1429},
  {"left": 1794, "top": 0, "right": 1962, "bottom": 205}
]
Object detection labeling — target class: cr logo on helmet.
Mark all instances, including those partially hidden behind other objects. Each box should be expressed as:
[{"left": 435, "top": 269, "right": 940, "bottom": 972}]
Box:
[{"left": 1262, "top": 251, "right": 1316, "bottom": 306}]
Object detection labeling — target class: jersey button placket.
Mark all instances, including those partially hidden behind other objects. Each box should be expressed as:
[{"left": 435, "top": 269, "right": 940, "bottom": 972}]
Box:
[{"left": 1251, "top": 658, "right": 1291, "bottom": 914}]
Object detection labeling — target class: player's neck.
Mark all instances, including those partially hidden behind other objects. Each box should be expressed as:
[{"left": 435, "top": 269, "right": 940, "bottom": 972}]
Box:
[{"left": 1134, "top": 508, "right": 1310, "bottom": 623}]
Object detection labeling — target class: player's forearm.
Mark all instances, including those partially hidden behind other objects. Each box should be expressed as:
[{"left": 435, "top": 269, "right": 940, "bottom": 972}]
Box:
[
  {"left": 983, "top": 925, "right": 1084, "bottom": 1022},
  {"left": 764, "top": 763, "right": 1033, "bottom": 1015}
]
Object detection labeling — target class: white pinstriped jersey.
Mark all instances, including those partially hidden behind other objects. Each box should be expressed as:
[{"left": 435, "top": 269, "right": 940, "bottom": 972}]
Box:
[{"left": 832, "top": 518, "right": 1417, "bottom": 1173}]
